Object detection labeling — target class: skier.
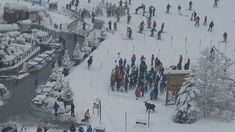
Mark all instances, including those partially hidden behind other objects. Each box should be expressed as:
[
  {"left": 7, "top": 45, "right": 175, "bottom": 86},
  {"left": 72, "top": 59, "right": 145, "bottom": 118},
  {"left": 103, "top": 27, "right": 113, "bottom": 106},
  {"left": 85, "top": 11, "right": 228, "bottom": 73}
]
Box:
[
  {"left": 147, "top": 17, "right": 152, "bottom": 29},
  {"left": 87, "top": 56, "right": 93, "bottom": 70},
  {"left": 87, "top": 125, "right": 93, "bottom": 132},
  {"left": 127, "top": 27, "right": 132, "bottom": 39},
  {"left": 78, "top": 127, "right": 84, "bottom": 132},
  {"left": 84, "top": 109, "right": 90, "bottom": 121},
  {"left": 223, "top": 32, "right": 227, "bottom": 42},
  {"left": 83, "top": 21, "right": 87, "bottom": 31},
  {"left": 166, "top": 4, "right": 171, "bottom": 14},
  {"left": 153, "top": 20, "right": 156, "bottom": 30},
  {"left": 108, "top": 20, "right": 112, "bottom": 30},
  {"left": 71, "top": 102, "right": 75, "bottom": 117},
  {"left": 139, "top": 21, "right": 144, "bottom": 33},
  {"left": 114, "top": 22, "right": 117, "bottom": 31},
  {"left": 157, "top": 31, "right": 162, "bottom": 40},
  {"left": 152, "top": 6, "right": 156, "bottom": 16},
  {"left": 150, "top": 28, "right": 155, "bottom": 37},
  {"left": 131, "top": 54, "right": 136, "bottom": 67},
  {"left": 151, "top": 54, "right": 154, "bottom": 66},
  {"left": 53, "top": 102, "right": 59, "bottom": 116},
  {"left": 213, "top": 0, "right": 219, "bottom": 7},
  {"left": 203, "top": 16, "right": 207, "bottom": 26},
  {"left": 184, "top": 58, "right": 190, "bottom": 70},
  {"left": 160, "top": 23, "right": 164, "bottom": 33},
  {"left": 178, "top": 5, "right": 182, "bottom": 15},
  {"left": 70, "top": 124, "right": 76, "bottom": 132},
  {"left": 195, "top": 16, "right": 200, "bottom": 27},
  {"left": 177, "top": 55, "right": 183, "bottom": 70},
  {"left": 208, "top": 21, "right": 214, "bottom": 32},
  {"left": 127, "top": 14, "right": 131, "bottom": 24},
  {"left": 124, "top": 74, "right": 129, "bottom": 92},
  {"left": 189, "top": 1, "right": 193, "bottom": 10}
]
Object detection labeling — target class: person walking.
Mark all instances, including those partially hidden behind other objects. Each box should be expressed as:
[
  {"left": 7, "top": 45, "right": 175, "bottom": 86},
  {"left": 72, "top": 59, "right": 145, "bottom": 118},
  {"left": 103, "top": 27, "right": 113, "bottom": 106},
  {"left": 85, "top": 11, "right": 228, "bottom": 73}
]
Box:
[
  {"left": 53, "top": 102, "right": 59, "bottom": 116},
  {"left": 71, "top": 102, "right": 75, "bottom": 117},
  {"left": 223, "top": 32, "right": 227, "bottom": 42},
  {"left": 208, "top": 21, "right": 214, "bottom": 32}
]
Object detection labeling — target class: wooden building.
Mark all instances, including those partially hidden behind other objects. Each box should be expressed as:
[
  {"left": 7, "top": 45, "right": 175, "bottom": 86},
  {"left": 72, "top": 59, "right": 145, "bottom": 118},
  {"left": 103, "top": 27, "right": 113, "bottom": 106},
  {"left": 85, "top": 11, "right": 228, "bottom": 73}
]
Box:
[
  {"left": 164, "top": 70, "right": 190, "bottom": 106},
  {"left": 3, "top": 3, "right": 40, "bottom": 24}
]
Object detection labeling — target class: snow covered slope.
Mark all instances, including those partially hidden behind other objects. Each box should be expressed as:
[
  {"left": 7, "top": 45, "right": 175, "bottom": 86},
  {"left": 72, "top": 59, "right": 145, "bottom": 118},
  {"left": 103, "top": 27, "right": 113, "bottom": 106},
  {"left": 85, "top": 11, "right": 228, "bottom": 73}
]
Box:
[{"left": 67, "top": 0, "right": 235, "bottom": 132}]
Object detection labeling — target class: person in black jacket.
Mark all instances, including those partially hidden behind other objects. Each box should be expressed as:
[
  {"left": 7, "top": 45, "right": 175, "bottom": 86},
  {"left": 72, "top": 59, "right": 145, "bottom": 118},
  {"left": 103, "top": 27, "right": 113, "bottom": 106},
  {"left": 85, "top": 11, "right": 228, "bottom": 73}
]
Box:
[{"left": 87, "top": 56, "right": 93, "bottom": 69}]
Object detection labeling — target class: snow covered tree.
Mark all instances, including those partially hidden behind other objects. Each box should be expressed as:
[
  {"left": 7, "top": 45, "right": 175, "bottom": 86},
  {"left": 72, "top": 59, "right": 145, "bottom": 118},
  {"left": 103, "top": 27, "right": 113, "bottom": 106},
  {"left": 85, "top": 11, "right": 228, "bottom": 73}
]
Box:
[
  {"left": 196, "top": 47, "right": 235, "bottom": 120},
  {"left": 174, "top": 69, "right": 200, "bottom": 124},
  {"left": 54, "top": 73, "right": 66, "bottom": 92},
  {"left": 61, "top": 49, "right": 72, "bottom": 69},
  {"left": 60, "top": 81, "right": 73, "bottom": 101},
  {"left": 50, "top": 62, "right": 62, "bottom": 81},
  {"left": 73, "top": 41, "right": 83, "bottom": 61}
]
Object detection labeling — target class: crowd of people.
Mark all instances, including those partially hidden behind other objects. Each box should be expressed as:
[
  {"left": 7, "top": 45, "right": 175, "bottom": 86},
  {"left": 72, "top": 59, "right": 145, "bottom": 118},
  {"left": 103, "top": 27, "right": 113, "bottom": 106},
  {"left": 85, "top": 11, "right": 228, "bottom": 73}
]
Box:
[{"left": 109, "top": 53, "right": 191, "bottom": 100}]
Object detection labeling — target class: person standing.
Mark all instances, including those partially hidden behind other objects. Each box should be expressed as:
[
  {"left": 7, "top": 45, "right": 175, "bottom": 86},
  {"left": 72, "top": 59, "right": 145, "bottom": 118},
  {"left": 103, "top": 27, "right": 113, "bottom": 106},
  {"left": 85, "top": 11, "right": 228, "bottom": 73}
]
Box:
[
  {"left": 87, "top": 56, "right": 93, "bottom": 70},
  {"left": 213, "top": 0, "right": 219, "bottom": 7},
  {"left": 71, "top": 102, "right": 75, "bottom": 117},
  {"left": 223, "top": 32, "right": 227, "bottom": 42},
  {"left": 87, "top": 125, "right": 93, "bottom": 132},
  {"left": 208, "top": 21, "right": 214, "bottom": 32},
  {"left": 166, "top": 4, "right": 171, "bottom": 14},
  {"left": 195, "top": 16, "right": 200, "bottom": 27},
  {"left": 108, "top": 20, "right": 112, "bottom": 30},
  {"left": 203, "top": 16, "right": 207, "bottom": 26},
  {"left": 127, "top": 14, "right": 131, "bottom": 24},
  {"left": 53, "top": 102, "right": 59, "bottom": 116},
  {"left": 189, "top": 1, "right": 193, "bottom": 10},
  {"left": 70, "top": 124, "right": 76, "bottom": 132},
  {"left": 114, "top": 22, "right": 117, "bottom": 31}
]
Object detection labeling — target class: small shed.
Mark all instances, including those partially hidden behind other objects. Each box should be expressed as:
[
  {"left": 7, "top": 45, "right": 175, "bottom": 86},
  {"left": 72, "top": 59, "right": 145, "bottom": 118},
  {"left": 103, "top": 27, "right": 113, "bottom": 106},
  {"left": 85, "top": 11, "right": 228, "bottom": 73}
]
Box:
[
  {"left": 17, "top": 19, "right": 32, "bottom": 33},
  {"left": 164, "top": 70, "right": 190, "bottom": 106}
]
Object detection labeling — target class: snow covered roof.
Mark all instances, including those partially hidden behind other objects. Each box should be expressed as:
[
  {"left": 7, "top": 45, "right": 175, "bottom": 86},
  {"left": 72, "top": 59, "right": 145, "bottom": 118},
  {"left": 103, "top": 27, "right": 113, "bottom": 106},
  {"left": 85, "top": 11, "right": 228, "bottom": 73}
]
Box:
[
  {"left": 48, "top": 0, "right": 58, "bottom": 4},
  {"left": 45, "top": 81, "right": 55, "bottom": 87},
  {"left": 26, "top": 61, "right": 39, "bottom": 66},
  {"left": 163, "top": 70, "right": 191, "bottom": 75},
  {"left": 38, "top": 53, "right": 49, "bottom": 58},
  {"left": 33, "top": 94, "right": 46, "bottom": 101},
  {"left": 0, "top": 24, "right": 19, "bottom": 32},
  {"left": 17, "top": 19, "right": 32, "bottom": 25},
  {"left": 32, "top": 57, "right": 44, "bottom": 62},
  {"left": 44, "top": 50, "right": 54, "bottom": 55},
  {"left": 4, "top": 3, "right": 28, "bottom": 11}
]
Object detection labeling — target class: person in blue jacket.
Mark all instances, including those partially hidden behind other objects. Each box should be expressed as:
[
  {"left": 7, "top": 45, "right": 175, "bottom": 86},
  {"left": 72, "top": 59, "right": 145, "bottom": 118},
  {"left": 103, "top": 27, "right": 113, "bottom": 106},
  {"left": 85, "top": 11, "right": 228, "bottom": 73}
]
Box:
[{"left": 87, "top": 125, "right": 92, "bottom": 132}]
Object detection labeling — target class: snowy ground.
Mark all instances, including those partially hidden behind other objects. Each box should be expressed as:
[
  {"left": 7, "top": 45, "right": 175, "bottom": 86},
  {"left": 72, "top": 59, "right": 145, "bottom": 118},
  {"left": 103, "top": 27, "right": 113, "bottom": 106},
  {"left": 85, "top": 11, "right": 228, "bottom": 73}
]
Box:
[
  {"left": 0, "top": 0, "right": 235, "bottom": 131},
  {"left": 66, "top": 0, "right": 235, "bottom": 132}
]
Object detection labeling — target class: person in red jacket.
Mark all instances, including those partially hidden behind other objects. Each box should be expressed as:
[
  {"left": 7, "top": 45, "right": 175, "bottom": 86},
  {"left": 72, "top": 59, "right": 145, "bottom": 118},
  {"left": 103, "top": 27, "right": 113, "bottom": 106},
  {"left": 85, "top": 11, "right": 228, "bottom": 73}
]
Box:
[{"left": 135, "top": 86, "right": 141, "bottom": 99}]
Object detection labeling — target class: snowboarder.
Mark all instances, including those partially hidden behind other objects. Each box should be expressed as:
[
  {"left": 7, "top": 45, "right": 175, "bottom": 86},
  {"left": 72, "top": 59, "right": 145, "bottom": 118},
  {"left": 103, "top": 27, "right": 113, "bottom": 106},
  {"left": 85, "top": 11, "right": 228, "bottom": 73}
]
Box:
[
  {"left": 203, "top": 16, "right": 207, "bottom": 26},
  {"left": 53, "top": 102, "right": 59, "bottom": 116},
  {"left": 157, "top": 31, "right": 162, "bottom": 40},
  {"left": 208, "top": 21, "right": 214, "bottom": 32},
  {"left": 166, "top": 4, "right": 171, "bottom": 14},
  {"left": 70, "top": 124, "right": 76, "bottom": 132},
  {"left": 160, "top": 23, "right": 164, "bottom": 33},
  {"left": 223, "top": 32, "right": 227, "bottom": 42},
  {"left": 189, "top": 1, "right": 193, "bottom": 10},
  {"left": 213, "top": 0, "right": 219, "bottom": 7},
  {"left": 184, "top": 58, "right": 190, "bottom": 70},
  {"left": 114, "top": 22, "right": 117, "bottom": 31},
  {"left": 71, "top": 102, "right": 75, "bottom": 117},
  {"left": 87, "top": 125, "right": 93, "bottom": 132},
  {"left": 195, "top": 16, "right": 200, "bottom": 27},
  {"left": 108, "top": 20, "right": 112, "bottom": 30},
  {"left": 127, "top": 14, "right": 131, "bottom": 24},
  {"left": 87, "top": 56, "right": 93, "bottom": 70}
]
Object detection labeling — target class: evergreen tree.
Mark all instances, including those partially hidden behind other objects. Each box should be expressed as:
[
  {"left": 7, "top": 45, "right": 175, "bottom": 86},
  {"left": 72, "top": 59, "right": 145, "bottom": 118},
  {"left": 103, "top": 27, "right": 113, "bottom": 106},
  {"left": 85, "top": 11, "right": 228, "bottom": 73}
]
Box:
[
  {"left": 174, "top": 69, "right": 200, "bottom": 124},
  {"left": 50, "top": 62, "right": 62, "bottom": 81},
  {"left": 196, "top": 47, "right": 235, "bottom": 120}
]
